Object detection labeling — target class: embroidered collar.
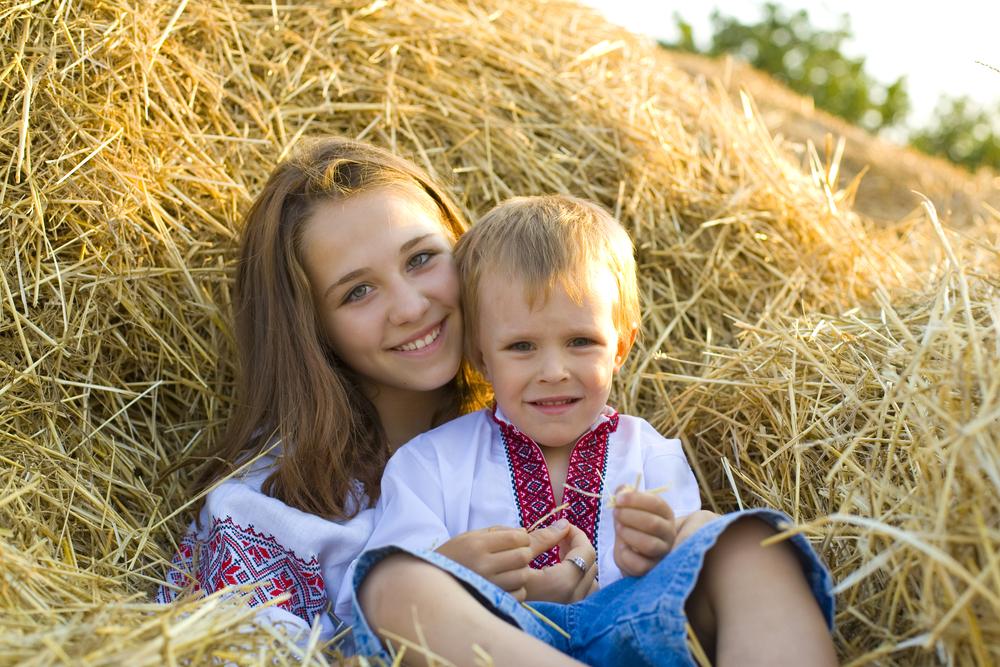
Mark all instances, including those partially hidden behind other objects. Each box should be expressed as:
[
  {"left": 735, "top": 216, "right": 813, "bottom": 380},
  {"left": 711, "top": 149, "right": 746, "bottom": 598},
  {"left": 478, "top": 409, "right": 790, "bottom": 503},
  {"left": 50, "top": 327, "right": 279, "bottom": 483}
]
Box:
[{"left": 492, "top": 405, "right": 619, "bottom": 569}]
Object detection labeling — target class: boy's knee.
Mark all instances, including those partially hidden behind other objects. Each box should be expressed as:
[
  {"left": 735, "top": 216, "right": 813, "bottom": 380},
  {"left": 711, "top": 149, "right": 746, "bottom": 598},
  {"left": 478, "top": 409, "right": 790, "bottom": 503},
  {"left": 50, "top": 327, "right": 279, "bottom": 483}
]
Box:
[
  {"left": 709, "top": 515, "right": 800, "bottom": 573},
  {"left": 358, "top": 553, "right": 425, "bottom": 617}
]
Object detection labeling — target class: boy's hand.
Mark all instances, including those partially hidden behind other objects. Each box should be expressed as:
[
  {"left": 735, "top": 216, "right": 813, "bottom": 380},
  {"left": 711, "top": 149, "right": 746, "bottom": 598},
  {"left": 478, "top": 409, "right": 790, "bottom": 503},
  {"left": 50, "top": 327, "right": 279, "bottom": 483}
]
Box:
[
  {"left": 524, "top": 522, "right": 599, "bottom": 603},
  {"left": 613, "top": 487, "right": 676, "bottom": 578},
  {"left": 435, "top": 522, "right": 573, "bottom": 601}
]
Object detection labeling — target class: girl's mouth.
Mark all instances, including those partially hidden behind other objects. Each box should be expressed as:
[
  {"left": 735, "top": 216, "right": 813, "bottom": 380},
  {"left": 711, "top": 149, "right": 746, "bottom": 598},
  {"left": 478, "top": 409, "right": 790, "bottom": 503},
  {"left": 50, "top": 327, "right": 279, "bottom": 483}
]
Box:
[{"left": 392, "top": 320, "right": 444, "bottom": 353}]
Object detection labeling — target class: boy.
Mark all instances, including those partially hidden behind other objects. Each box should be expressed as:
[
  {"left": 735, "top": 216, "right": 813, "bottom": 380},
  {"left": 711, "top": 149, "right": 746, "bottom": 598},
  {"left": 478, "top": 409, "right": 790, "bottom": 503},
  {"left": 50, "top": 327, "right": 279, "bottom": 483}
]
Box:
[
  {"left": 348, "top": 195, "right": 835, "bottom": 666},
  {"left": 359, "top": 194, "right": 701, "bottom": 591}
]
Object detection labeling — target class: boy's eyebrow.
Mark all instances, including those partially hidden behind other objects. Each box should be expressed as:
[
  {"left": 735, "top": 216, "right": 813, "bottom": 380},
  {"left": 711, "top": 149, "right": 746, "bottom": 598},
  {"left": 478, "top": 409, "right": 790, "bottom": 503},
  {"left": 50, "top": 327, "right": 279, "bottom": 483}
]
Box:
[{"left": 323, "top": 233, "right": 436, "bottom": 300}]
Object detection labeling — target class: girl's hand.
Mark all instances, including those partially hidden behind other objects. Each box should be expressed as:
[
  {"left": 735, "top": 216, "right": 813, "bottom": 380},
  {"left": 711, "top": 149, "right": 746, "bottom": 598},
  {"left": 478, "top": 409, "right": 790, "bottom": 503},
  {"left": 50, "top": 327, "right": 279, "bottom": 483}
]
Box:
[
  {"left": 612, "top": 487, "right": 676, "bottom": 578},
  {"left": 524, "top": 522, "right": 599, "bottom": 603},
  {"left": 435, "top": 522, "right": 571, "bottom": 601}
]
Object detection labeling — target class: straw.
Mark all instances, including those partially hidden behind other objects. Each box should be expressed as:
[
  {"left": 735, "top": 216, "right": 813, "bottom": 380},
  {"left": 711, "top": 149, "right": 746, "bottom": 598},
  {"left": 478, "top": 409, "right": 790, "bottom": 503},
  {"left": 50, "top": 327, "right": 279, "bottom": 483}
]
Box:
[{"left": 2, "top": 0, "right": 998, "bottom": 663}]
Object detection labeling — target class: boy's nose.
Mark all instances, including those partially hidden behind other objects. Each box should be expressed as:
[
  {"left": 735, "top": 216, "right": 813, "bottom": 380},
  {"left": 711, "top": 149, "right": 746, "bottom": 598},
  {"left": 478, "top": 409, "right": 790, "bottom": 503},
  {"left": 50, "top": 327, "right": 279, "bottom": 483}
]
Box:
[
  {"left": 387, "top": 282, "right": 430, "bottom": 326},
  {"left": 538, "top": 350, "right": 570, "bottom": 383}
]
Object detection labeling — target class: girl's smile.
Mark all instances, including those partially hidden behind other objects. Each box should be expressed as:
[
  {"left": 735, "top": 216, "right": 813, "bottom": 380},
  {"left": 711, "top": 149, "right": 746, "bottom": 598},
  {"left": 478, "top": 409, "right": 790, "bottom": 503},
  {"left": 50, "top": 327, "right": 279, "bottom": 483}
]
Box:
[{"left": 390, "top": 319, "right": 446, "bottom": 354}]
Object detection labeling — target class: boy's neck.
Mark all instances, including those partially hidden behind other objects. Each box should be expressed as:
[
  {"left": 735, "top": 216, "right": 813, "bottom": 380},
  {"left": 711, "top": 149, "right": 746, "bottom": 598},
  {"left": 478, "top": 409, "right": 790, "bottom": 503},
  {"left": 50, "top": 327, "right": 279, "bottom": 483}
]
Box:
[{"left": 539, "top": 445, "right": 572, "bottom": 505}]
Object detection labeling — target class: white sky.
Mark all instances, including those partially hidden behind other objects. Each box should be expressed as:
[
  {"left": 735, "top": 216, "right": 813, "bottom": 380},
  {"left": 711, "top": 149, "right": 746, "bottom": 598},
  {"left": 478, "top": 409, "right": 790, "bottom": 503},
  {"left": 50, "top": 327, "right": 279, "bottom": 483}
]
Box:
[{"left": 582, "top": 1, "right": 1000, "bottom": 132}]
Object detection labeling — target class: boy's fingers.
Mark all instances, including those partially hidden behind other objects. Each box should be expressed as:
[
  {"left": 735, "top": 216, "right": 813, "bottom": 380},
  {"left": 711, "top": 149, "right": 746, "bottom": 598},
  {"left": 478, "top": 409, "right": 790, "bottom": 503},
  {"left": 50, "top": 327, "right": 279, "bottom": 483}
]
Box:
[
  {"left": 507, "top": 586, "right": 527, "bottom": 602},
  {"left": 614, "top": 539, "right": 653, "bottom": 577},
  {"left": 558, "top": 523, "right": 593, "bottom": 554},
  {"left": 491, "top": 568, "right": 529, "bottom": 594},
  {"left": 482, "top": 526, "right": 531, "bottom": 551},
  {"left": 527, "top": 520, "right": 570, "bottom": 556},
  {"left": 615, "top": 491, "right": 675, "bottom": 521},
  {"left": 614, "top": 507, "right": 676, "bottom": 541},
  {"left": 571, "top": 559, "right": 599, "bottom": 600},
  {"left": 615, "top": 523, "right": 671, "bottom": 559},
  {"left": 486, "top": 545, "right": 535, "bottom": 573},
  {"left": 561, "top": 526, "right": 597, "bottom": 568}
]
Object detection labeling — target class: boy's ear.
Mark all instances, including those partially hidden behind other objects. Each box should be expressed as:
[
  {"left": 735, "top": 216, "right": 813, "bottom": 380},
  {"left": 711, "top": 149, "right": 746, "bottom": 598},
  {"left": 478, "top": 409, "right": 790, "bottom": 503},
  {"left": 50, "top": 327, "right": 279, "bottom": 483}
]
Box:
[{"left": 614, "top": 325, "right": 639, "bottom": 372}]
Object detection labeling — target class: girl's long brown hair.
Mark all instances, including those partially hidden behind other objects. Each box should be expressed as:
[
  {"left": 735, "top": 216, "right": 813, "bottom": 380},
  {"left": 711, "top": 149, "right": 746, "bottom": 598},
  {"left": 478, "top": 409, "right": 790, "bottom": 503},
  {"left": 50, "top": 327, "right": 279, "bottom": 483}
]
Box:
[{"left": 196, "top": 137, "right": 485, "bottom": 520}]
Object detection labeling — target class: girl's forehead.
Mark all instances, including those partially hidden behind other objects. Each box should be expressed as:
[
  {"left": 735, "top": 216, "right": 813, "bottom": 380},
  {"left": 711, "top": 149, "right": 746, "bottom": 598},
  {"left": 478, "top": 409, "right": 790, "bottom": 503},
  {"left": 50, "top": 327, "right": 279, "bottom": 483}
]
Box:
[
  {"left": 306, "top": 183, "right": 451, "bottom": 238},
  {"left": 371, "top": 183, "right": 451, "bottom": 232}
]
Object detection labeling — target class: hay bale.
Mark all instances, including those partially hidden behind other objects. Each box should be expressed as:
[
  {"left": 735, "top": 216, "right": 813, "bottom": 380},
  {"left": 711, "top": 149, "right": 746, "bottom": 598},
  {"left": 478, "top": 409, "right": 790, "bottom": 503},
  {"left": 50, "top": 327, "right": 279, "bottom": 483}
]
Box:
[{"left": 1, "top": 0, "right": 997, "bottom": 663}]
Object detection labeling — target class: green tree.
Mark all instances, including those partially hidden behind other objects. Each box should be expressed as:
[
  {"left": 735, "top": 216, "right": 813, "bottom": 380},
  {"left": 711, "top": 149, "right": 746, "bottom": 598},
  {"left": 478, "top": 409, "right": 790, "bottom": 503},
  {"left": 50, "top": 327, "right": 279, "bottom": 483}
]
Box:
[
  {"left": 663, "top": 3, "right": 910, "bottom": 133},
  {"left": 910, "top": 96, "right": 1000, "bottom": 172}
]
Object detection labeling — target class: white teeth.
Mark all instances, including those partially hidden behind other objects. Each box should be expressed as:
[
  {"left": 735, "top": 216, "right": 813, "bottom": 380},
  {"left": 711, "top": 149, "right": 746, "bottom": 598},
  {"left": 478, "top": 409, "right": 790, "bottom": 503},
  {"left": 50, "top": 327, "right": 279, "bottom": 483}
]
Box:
[
  {"left": 536, "top": 399, "right": 573, "bottom": 406},
  {"left": 395, "top": 325, "right": 441, "bottom": 352}
]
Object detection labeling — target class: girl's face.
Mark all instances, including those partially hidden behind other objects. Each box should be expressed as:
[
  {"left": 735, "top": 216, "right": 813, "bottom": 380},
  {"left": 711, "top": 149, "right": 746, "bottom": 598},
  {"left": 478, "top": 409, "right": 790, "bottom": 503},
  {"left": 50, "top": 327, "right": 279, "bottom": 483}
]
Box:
[{"left": 300, "top": 185, "right": 463, "bottom": 397}]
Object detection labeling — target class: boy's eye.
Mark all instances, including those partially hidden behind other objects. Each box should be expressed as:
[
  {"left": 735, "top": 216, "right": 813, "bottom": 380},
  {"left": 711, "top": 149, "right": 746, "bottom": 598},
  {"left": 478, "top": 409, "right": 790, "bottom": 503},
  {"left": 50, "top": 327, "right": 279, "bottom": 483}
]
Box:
[
  {"left": 508, "top": 341, "right": 533, "bottom": 352},
  {"left": 407, "top": 251, "right": 436, "bottom": 269},
  {"left": 344, "top": 284, "right": 373, "bottom": 303},
  {"left": 569, "top": 337, "right": 594, "bottom": 347}
]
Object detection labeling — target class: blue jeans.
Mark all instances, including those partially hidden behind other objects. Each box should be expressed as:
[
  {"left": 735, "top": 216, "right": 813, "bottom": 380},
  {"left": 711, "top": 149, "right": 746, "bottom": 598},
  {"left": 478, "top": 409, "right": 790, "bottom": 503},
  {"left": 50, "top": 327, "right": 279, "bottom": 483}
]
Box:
[{"left": 351, "top": 509, "right": 834, "bottom": 666}]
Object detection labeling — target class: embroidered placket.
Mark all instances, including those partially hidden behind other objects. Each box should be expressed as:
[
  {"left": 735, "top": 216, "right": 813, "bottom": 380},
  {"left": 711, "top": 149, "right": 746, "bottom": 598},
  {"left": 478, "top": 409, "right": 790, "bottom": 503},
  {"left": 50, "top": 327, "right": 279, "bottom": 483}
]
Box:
[{"left": 496, "top": 410, "right": 617, "bottom": 568}]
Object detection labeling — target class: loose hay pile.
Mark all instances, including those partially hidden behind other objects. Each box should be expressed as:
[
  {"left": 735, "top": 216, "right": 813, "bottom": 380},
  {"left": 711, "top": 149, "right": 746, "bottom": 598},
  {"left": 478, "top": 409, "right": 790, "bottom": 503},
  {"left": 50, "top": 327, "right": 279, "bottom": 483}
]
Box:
[{"left": 1, "top": 0, "right": 998, "bottom": 664}]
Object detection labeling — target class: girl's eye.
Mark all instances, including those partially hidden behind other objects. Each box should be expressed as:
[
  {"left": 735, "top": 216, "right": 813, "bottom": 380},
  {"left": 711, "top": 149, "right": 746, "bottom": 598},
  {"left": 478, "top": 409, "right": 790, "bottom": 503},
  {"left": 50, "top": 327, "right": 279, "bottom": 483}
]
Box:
[
  {"left": 569, "top": 337, "right": 594, "bottom": 347},
  {"left": 508, "top": 341, "right": 533, "bottom": 352},
  {"left": 407, "top": 251, "right": 436, "bottom": 269},
  {"left": 344, "top": 284, "right": 373, "bottom": 303}
]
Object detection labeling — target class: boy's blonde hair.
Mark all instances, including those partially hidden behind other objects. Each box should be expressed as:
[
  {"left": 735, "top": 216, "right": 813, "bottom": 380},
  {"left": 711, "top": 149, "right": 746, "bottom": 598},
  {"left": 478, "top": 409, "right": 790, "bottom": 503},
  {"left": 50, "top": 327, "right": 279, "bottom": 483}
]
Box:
[{"left": 455, "top": 194, "right": 640, "bottom": 362}]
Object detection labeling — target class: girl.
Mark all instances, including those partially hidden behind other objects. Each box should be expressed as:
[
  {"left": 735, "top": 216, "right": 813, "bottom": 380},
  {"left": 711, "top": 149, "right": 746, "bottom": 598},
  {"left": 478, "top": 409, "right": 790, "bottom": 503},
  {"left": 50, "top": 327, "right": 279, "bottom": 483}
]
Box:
[
  {"left": 160, "top": 137, "right": 835, "bottom": 666},
  {"left": 157, "top": 137, "right": 591, "bottom": 664}
]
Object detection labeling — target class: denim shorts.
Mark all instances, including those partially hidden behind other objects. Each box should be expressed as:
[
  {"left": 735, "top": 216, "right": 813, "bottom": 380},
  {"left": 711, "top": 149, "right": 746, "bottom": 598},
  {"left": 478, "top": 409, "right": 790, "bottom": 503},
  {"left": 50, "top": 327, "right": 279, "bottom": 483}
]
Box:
[{"left": 350, "top": 508, "right": 834, "bottom": 666}]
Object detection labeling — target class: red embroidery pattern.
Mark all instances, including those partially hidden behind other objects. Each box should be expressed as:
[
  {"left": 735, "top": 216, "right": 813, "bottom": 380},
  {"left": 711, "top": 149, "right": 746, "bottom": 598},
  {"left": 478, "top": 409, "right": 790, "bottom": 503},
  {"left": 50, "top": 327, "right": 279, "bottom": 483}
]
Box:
[
  {"left": 495, "top": 410, "right": 617, "bottom": 569},
  {"left": 157, "top": 516, "right": 327, "bottom": 624}
]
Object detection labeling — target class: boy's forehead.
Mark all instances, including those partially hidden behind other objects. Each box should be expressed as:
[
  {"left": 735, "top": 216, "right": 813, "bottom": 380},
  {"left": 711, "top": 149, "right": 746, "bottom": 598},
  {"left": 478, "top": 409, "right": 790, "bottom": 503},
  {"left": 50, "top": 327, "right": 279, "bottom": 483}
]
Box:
[{"left": 477, "top": 264, "right": 618, "bottom": 321}]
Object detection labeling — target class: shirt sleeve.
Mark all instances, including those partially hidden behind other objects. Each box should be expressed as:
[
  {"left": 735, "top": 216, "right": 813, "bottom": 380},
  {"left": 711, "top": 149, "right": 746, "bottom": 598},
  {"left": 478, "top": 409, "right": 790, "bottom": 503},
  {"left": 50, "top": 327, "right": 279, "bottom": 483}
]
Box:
[
  {"left": 363, "top": 436, "right": 452, "bottom": 553},
  {"left": 639, "top": 421, "right": 702, "bottom": 518},
  {"left": 156, "top": 472, "right": 365, "bottom": 642},
  {"left": 332, "top": 436, "right": 454, "bottom": 619}
]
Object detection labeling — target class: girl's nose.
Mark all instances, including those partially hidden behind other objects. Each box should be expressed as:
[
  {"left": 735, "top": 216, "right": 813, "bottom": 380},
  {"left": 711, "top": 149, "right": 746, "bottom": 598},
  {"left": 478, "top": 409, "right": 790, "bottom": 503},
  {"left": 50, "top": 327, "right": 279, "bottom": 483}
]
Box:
[{"left": 387, "top": 281, "right": 430, "bottom": 326}]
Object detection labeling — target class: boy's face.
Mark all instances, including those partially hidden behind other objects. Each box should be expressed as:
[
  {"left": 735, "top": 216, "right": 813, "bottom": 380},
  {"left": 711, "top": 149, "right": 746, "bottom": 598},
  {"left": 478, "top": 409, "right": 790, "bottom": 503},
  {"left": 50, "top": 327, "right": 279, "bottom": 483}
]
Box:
[{"left": 476, "top": 269, "right": 634, "bottom": 450}]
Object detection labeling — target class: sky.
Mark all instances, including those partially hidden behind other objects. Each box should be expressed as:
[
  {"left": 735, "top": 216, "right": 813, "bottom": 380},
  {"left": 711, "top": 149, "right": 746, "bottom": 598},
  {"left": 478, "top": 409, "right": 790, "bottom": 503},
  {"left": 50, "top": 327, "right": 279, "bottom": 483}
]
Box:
[{"left": 581, "top": 1, "right": 1000, "bottom": 133}]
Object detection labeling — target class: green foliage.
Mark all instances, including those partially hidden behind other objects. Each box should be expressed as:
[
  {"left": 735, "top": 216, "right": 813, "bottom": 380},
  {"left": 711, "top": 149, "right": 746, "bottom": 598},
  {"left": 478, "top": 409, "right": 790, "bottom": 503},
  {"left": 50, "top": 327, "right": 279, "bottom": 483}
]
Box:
[
  {"left": 662, "top": 4, "right": 999, "bottom": 172},
  {"left": 663, "top": 3, "right": 909, "bottom": 133},
  {"left": 911, "top": 96, "right": 1000, "bottom": 171}
]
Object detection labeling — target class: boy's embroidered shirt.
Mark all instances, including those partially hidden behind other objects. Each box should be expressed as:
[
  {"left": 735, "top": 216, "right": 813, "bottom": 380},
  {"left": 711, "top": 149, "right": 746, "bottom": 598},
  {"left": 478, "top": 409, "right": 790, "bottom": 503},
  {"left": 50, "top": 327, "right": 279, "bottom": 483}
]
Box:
[
  {"left": 493, "top": 406, "right": 617, "bottom": 569},
  {"left": 346, "top": 406, "right": 700, "bottom": 610},
  {"left": 157, "top": 448, "right": 375, "bottom": 640}
]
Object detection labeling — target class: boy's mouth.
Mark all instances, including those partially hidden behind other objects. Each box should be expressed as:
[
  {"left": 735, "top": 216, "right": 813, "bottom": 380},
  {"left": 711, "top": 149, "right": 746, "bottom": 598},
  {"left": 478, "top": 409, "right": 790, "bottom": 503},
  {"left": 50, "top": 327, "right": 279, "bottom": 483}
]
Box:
[
  {"left": 391, "top": 320, "right": 444, "bottom": 352},
  {"left": 530, "top": 397, "right": 578, "bottom": 406},
  {"left": 527, "top": 397, "right": 581, "bottom": 414}
]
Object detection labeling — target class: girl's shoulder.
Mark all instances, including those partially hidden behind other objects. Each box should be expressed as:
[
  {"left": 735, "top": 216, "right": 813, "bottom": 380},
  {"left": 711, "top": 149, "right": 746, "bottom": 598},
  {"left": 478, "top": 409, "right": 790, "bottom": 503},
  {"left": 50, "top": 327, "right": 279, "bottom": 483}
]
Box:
[{"left": 198, "top": 446, "right": 374, "bottom": 541}]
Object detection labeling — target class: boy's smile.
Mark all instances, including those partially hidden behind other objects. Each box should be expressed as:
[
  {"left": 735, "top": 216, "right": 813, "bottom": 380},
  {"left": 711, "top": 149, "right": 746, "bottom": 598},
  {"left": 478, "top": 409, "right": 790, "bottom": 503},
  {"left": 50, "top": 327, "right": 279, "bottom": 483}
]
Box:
[{"left": 476, "top": 269, "right": 633, "bottom": 451}]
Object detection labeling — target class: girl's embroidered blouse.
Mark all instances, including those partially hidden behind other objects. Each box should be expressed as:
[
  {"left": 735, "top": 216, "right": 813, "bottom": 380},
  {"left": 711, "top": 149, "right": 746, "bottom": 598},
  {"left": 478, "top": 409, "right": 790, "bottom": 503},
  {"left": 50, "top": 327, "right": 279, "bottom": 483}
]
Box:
[{"left": 158, "top": 448, "right": 375, "bottom": 640}]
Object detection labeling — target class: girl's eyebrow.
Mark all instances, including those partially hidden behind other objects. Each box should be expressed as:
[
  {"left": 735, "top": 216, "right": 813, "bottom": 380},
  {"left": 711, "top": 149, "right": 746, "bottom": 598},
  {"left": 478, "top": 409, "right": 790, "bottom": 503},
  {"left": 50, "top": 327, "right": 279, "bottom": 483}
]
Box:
[
  {"left": 324, "top": 267, "right": 369, "bottom": 301},
  {"left": 323, "top": 233, "right": 437, "bottom": 300},
  {"left": 400, "top": 233, "right": 433, "bottom": 253}
]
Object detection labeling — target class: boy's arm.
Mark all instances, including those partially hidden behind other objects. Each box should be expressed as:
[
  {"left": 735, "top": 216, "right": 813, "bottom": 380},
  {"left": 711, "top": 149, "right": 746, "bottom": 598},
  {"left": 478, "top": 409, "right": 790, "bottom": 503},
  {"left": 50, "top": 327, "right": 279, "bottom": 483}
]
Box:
[
  {"left": 612, "top": 425, "right": 702, "bottom": 577},
  {"left": 365, "top": 441, "right": 452, "bottom": 553},
  {"left": 362, "top": 438, "right": 571, "bottom": 601}
]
